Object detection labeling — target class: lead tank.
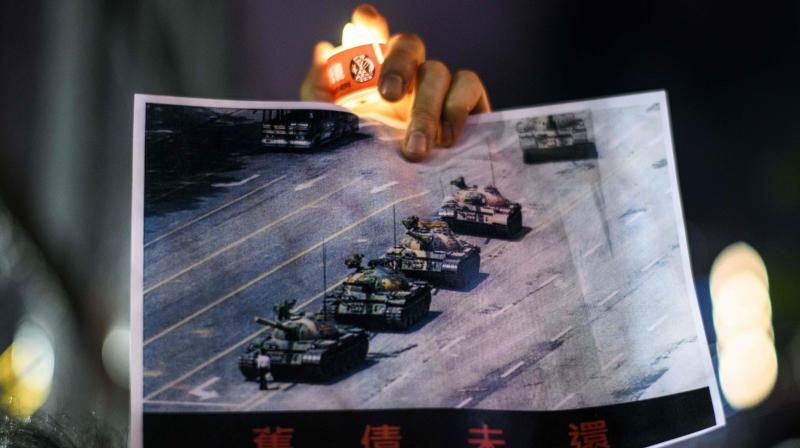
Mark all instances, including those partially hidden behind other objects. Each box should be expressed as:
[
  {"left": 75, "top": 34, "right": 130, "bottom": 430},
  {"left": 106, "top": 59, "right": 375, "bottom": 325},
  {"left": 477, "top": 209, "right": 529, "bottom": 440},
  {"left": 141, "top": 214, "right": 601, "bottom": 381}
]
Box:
[
  {"left": 238, "top": 299, "right": 369, "bottom": 382},
  {"left": 323, "top": 254, "right": 432, "bottom": 331},
  {"left": 438, "top": 176, "right": 523, "bottom": 238},
  {"left": 383, "top": 216, "right": 480, "bottom": 288}
]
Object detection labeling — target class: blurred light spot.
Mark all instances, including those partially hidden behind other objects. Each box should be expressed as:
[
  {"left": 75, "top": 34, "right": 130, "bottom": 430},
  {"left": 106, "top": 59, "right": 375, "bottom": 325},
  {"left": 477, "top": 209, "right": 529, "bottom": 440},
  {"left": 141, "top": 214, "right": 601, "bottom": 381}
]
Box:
[
  {"left": 712, "top": 271, "right": 772, "bottom": 345},
  {"left": 101, "top": 324, "right": 130, "bottom": 389},
  {"left": 711, "top": 242, "right": 776, "bottom": 410},
  {"left": 719, "top": 331, "right": 778, "bottom": 409},
  {"left": 710, "top": 242, "right": 768, "bottom": 304},
  {"left": 0, "top": 320, "right": 55, "bottom": 418}
]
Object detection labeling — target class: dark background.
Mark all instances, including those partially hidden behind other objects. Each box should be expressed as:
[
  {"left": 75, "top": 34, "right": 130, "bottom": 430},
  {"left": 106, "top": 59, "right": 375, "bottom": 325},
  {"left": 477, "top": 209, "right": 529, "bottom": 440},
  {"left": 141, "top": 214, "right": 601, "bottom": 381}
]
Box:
[{"left": 1, "top": 0, "right": 798, "bottom": 446}]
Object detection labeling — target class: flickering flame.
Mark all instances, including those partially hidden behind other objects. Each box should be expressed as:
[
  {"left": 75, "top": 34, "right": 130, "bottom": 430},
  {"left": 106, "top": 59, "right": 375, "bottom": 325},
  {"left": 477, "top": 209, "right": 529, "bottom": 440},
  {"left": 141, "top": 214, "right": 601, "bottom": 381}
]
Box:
[{"left": 341, "top": 22, "right": 387, "bottom": 48}]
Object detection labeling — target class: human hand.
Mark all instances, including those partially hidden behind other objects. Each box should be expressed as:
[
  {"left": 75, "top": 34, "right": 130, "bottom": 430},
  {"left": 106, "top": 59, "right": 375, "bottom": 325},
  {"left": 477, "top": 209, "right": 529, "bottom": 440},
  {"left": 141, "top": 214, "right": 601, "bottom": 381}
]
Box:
[{"left": 300, "top": 4, "right": 491, "bottom": 162}]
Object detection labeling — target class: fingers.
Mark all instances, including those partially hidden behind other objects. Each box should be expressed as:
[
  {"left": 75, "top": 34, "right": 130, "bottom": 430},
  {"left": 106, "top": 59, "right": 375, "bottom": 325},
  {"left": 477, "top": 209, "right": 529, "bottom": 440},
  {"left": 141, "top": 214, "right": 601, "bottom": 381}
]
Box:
[
  {"left": 403, "top": 60, "right": 451, "bottom": 161},
  {"left": 351, "top": 4, "right": 390, "bottom": 42},
  {"left": 300, "top": 41, "right": 335, "bottom": 101},
  {"left": 440, "top": 70, "right": 491, "bottom": 147},
  {"left": 379, "top": 33, "right": 426, "bottom": 102}
]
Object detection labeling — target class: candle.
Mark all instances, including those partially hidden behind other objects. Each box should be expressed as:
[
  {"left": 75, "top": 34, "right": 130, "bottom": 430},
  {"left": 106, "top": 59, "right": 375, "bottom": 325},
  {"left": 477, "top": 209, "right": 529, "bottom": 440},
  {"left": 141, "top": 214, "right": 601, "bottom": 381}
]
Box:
[{"left": 324, "top": 21, "right": 389, "bottom": 111}]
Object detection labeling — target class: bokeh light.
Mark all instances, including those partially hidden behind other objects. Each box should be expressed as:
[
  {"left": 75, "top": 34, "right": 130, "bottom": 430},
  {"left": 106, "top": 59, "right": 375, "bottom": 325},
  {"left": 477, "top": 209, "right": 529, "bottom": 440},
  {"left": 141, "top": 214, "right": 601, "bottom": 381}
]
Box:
[
  {"left": 0, "top": 319, "right": 55, "bottom": 418},
  {"left": 718, "top": 330, "right": 778, "bottom": 409},
  {"left": 710, "top": 241, "right": 776, "bottom": 410},
  {"left": 101, "top": 324, "right": 130, "bottom": 389}
]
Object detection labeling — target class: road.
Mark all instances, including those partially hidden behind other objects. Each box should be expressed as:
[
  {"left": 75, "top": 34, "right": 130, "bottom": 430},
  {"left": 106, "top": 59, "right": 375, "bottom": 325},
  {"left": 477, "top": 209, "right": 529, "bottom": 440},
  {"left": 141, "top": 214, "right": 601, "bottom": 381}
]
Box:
[{"left": 140, "top": 102, "right": 709, "bottom": 413}]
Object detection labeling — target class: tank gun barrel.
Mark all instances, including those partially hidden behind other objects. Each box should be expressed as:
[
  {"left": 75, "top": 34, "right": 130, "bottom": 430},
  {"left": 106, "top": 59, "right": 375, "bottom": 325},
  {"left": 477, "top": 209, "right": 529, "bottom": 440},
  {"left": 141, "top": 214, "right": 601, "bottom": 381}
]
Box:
[{"left": 254, "top": 316, "right": 291, "bottom": 331}]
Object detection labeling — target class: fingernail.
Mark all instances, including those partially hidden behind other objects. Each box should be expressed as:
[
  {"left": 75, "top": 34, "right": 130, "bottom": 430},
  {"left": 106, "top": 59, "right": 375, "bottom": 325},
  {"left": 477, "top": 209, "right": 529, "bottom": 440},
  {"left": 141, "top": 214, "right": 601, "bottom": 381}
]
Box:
[
  {"left": 405, "top": 131, "right": 427, "bottom": 159},
  {"left": 441, "top": 122, "right": 454, "bottom": 147},
  {"left": 380, "top": 74, "right": 404, "bottom": 100}
]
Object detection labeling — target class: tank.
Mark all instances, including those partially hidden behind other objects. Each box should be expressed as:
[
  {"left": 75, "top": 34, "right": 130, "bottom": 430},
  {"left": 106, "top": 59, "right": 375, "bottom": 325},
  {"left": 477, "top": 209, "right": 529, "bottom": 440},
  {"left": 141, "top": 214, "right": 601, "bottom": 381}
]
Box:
[
  {"left": 323, "top": 254, "right": 432, "bottom": 331},
  {"left": 382, "top": 216, "right": 480, "bottom": 288},
  {"left": 438, "top": 176, "right": 523, "bottom": 238},
  {"left": 260, "top": 109, "right": 358, "bottom": 149},
  {"left": 238, "top": 299, "right": 369, "bottom": 382},
  {"left": 516, "top": 111, "right": 597, "bottom": 163}
]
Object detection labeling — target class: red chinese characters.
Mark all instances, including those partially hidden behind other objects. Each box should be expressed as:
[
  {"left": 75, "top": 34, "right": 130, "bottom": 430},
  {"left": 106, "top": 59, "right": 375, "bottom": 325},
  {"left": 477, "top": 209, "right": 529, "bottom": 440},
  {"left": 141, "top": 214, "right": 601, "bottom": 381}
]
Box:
[
  {"left": 568, "top": 420, "right": 610, "bottom": 448},
  {"left": 252, "top": 426, "right": 294, "bottom": 448},
  {"left": 361, "top": 424, "right": 402, "bottom": 448},
  {"left": 467, "top": 423, "right": 506, "bottom": 448}
]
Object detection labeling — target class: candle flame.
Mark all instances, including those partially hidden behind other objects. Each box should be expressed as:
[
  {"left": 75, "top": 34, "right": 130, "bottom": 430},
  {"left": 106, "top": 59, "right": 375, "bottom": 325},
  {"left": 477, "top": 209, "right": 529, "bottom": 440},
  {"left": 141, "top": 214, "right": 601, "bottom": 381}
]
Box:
[{"left": 342, "top": 22, "right": 386, "bottom": 48}]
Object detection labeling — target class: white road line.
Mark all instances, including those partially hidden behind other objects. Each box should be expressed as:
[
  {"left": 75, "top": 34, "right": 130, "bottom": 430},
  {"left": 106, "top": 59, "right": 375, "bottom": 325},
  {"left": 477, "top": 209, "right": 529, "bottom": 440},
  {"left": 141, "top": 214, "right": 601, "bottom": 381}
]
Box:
[
  {"left": 553, "top": 392, "right": 576, "bottom": 410},
  {"left": 242, "top": 383, "right": 293, "bottom": 411},
  {"left": 538, "top": 274, "right": 559, "bottom": 289},
  {"left": 188, "top": 377, "right": 220, "bottom": 400},
  {"left": 500, "top": 361, "right": 525, "bottom": 379},
  {"left": 370, "top": 181, "right": 399, "bottom": 194},
  {"left": 144, "top": 177, "right": 358, "bottom": 294},
  {"left": 583, "top": 243, "right": 603, "bottom": 258},
  {"left": 496, "top": 304, "right": 513, "bottom": 315},
  {"left": 647, "top": 314, "right": 670, "bottom": 332},
  {"left": 641, "top": 257, "right": 662, "bottom": 273},
  {"left": 144, "top": 327, "right": 269, "bottom": 400},
  {"left": 144, "top": 190, "right": 430, "bottom": 347},
  {"left": 294, "top": 279, "right": 346, "bottom": 311},
  {"left": 551, "top": 326, "right": 573, "bottom": 343},
  {"left": 294, "top": 174, "right": 327, "bottom": 191},
  {"left": 602, "top": 353, "right": 625, "bottom": 372},
  {"left": 625, "top": 213, "right": 644, "bottom": 226},
  {"left": 211, "top": 174, "right": 259, "bottom": 188},
  {"left": 143, "top": 400, "right": 239, "bottom": 408},
  {"left": 598, "top": 290, "right": 619, "bottom": 307},
  {"left": 145, "top": 175, "right": 286, "bottom": 248},
  {"left": 440, "top": 336, "right": 466, "bottom": 353},
  {"left": 456, "top": 397, "right": 473, "bottom": 409}
]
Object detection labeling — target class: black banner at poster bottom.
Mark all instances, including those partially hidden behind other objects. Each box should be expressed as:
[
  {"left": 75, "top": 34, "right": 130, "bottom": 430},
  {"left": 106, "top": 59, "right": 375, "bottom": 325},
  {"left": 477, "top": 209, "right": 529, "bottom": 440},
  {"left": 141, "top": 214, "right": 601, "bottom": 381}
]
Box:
[{"left": 143, "top": 387, "right": 716, "bottom": 447}]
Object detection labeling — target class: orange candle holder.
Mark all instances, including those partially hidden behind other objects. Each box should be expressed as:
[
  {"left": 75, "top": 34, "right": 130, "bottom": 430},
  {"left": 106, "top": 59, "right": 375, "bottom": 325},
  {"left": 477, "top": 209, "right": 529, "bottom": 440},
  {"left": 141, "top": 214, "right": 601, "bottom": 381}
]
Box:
[{"left": 325, "top": 42, "right": 388, "bottom": 111}]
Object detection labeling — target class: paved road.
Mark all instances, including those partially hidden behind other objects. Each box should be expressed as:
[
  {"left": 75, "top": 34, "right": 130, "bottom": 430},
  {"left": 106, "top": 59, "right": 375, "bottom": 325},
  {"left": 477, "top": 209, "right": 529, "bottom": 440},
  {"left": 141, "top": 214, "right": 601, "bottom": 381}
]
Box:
[{"left": 140, "top": 102, "right": 708, "bottom": 413}]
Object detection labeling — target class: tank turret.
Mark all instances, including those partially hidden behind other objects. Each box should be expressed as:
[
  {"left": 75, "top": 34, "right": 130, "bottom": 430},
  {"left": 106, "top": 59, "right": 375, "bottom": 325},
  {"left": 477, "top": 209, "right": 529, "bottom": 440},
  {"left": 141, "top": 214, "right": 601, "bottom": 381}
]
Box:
[
  {"left": 383, "top": 216, "right": 480, "bottom": 288},
  {"left": 438, "top": 177, "right": 523, "bottom": 238},
  {"left": 323, "top": 255, "right": 432, "bottom": 330}
]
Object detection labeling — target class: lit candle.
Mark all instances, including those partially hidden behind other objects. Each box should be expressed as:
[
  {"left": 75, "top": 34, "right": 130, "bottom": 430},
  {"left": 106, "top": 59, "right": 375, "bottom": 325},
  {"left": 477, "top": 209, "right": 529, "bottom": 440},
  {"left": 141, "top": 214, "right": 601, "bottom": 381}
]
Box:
[{"left": 324, "top": 21, "right": 388, "bottom": 111}]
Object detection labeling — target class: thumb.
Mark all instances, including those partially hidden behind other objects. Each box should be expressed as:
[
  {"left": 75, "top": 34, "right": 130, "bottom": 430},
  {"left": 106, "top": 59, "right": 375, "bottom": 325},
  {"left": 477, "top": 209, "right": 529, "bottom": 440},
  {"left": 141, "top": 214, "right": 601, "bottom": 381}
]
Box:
[{"left": 300, "top": 41, "right": 335, "bottom": 101}]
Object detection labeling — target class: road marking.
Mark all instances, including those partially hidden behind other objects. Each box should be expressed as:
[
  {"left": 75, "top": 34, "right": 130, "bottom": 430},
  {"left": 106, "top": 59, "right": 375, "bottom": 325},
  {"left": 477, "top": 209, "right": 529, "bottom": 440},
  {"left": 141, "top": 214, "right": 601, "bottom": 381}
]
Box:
[
  {"left": 553, "top": 392, "right": 576, "bottom": 410},
  {"left": 538, "top": 274, "right": 559, "bottom": 289},
  {"left": 625, "top": 213, "right": 644, "bottom": 226},
  {"left": 145, "top": 175, "right": 287, "bottom": 248},
  {"left": 144, "top": 190, "right": 430, "bottom": 346},
  {"left": 211, "top": 174, "right": 260, "bottom": 188},
  {"left": 583, "top": 243, "right": 603, "bottom": 258},
  {"left": 496, "top": 304, "right": 513, "bottom": 315},
  {"left": 370, "top": 181, "right": 399, "bottom": 194},
  {"left": 143, "top": 400, "right": 239, "bottom": 408},
  {"left": 143, "top": 370, "right": 162, "bottom": 377},
  {"left": 500, "top": 361, "right": 525, "bottom": 379},
  {"left": 641, "top": 257, "right": 662, "bottom": 273},
  {"left": 144, "top": 327, "right": 269, "bottom": 400},
  {"left": 647, "top": 314, "right": 670, "bottom": 332},
  {"left": 440, "top": 336, "right": 466, "bottom": 353},
  {"left": 143, "top": 178, "right": 358, "bottom": 294},
  {"left": 602, "top": 353, "right": 625, "bottom": 372},
  {"left": 188, "top": 377, "right": 220, "bottom": 400},
  {"left": 456, "top": 397, "right": 473, "bottom": 409},
  {"left": 551, "top": 325, "right": 573, "bottom": 342},
  {"left": 294, "top": 174, "right": 327, "bottom": 191},
  {"left": 242, "top": 383, "right": 293, "bottom": 411},
  {"left": 598, "top": 290, "right": 619, "bottom": 307}
]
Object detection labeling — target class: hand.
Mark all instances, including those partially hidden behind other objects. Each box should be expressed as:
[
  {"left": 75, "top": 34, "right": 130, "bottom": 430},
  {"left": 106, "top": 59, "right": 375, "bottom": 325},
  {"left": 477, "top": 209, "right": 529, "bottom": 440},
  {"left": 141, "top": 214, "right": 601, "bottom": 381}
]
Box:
[{"left": 300, "top": 4, "right": 491, "bottom": 162}]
